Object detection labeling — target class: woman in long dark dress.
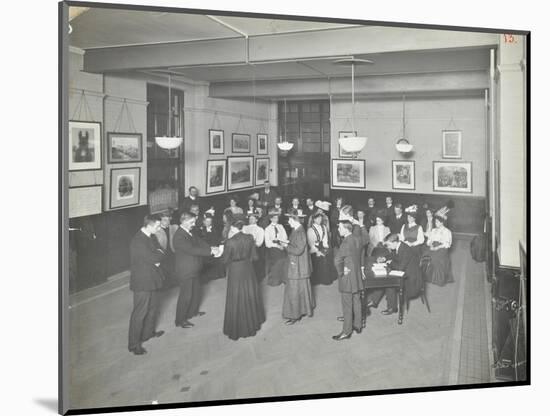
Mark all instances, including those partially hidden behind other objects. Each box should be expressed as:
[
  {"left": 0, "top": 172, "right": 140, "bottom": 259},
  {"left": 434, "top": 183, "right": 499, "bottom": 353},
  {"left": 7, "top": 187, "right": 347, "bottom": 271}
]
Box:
[
  {"left": 264, "top": 208, "right": 289, "bottom": 286},
  {"left": 423, "top": 214, "right": 454, "bottom": 286},
  {"left": 222, "top": 215, "right": 265, "bottom": 340},
  {"left": 307, "top": 211, "right": 337, "bottom": 285}
]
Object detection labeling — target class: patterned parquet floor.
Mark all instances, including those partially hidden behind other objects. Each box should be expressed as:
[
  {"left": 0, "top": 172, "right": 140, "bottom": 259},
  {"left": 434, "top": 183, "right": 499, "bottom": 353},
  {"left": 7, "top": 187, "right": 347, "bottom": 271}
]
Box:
[{"left": 68, "top": 238, "right": 487, "bottom": 411}]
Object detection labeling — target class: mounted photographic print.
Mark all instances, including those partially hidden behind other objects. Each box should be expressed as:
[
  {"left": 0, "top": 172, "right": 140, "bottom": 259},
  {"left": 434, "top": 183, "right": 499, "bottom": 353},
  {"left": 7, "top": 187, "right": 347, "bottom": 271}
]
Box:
[
  {"left": 392, "top": 160, "right": 415, "bottom": 190},
  {"left": 433, "top": 161, "right": 472, "bottom": 193},
  {"left": 107, "top": 132, "right": 142, "bottom": 163},
  {"left": 227, "top": 156, "right": 253, "bottom": 190},
  {"left": 331, "top": 158, "right": 366, "bottom": 189},
  {"left": 338, "top": 131, "right": 357, "bottom": 158},
  {"left": 109, "top": 167, "right": 141, "bottom": 209},
  {"left": 442, "top": 130, "right": 462, "bottom": 158},
  {"left": 206, "top": 159, "right": 226, "bottom": 194},
  {"left": 232, "top": 133, "right": 251, "bottom": 153},
  {"left": 255, "top": 157, "right": 270, "bottom": 185},
  {"left": 209, "top": 129, "right": 224, "bottom": 154},
  {"left": 257, "top": 133, "right": 268, "bottom": 155},
  {"left": 69, "top": 120, "right": 102, "bottom": 171}
]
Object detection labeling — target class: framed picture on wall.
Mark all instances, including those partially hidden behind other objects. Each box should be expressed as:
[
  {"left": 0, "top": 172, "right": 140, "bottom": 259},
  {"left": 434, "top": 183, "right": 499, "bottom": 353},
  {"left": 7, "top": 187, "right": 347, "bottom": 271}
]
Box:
[
  {"left": 338, "top": 131, "right": 357, "bottom": 158},
  {"left": 331, "top": 158, "right": 366, "bottom": 189},
  {"left": 107, "top": 132, "right": 142, "bottom": 163},
  {"left": 206, "top": 159, "right": 227, "bottom": 194},
  {"left": 69, "top": 120, "right": 102, "bottom": 171},
  {"left": 69, "top": 185, "right": 103, "bottom": 218},
  {"left": 442, "top": 130, "right": 462, "bottom": 158},
  {"left": 255, "top": 158, "right": 270, "bottom": 186},
  {"left": 433, "top": 161, "right": 472, "bottom": 193},
  {"left": 257, "top": 133, "right": 268, "bottom": 155},
  {"left": 227, "top": 156, "right": 254, "bottom": 190},
  {"left": 392, "top": 160, "right": 415, "bottom": 190},
  {"left": 232, "top": 133, "right": 251, "bottom": 153},
  {"left": 109, "top": 167, "right": 141, "bottom": 209},
  {"left": 209, "top": 129, "right": 224, "bottom": 154}
]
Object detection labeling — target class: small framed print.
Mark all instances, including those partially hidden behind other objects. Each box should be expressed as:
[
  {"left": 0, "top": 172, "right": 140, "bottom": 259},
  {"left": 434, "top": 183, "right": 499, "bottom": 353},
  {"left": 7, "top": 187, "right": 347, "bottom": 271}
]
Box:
[
  {"left": 69, "top": 185, "right": 103, "bottom": 218},
  {"left": 206, "top": 159, "right": 227, "bottom": 194},
  {"left": 107, "top": 132, "right": 142, "bottom": 163},
  {"left": 338, "top": 131, "right": 357, "bottom": 158},
  {"left": 433, "top": 161, "right": 472, "bottom": 193},
  {"left": 209, "top": 129, "right": 224, "bottom": 154},
  {"left": 232, "top": 133, "right": 251, "bottom": 153},
  {"left": 109, "top": 167, "right": 141, "bottom": 209},
  {"left": 227, "top": 156, "right": 254, "bottom": 190},
  {"left": 442, "top": 130, "right": 462, "bottom": 159},
  {"left": 257, "top": 133, "right": 268, "bottom": 155},
  {"left": 255, "top": 158, "right": 270, "bottom": 186},
  {"left": 392, "top": 160, "right": 415, "bottom": 190},
  {"left": 331, "top": 158, "right": 366, "bottom": 189},
  {"left": 69, "top": 120, "right": 102, "bottom": 171}
]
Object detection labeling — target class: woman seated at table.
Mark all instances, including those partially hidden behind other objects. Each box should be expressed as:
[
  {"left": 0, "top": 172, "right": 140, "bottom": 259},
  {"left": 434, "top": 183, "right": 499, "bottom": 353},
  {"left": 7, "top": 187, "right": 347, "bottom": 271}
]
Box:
[
  {"left": 264, "top": 208, "right": 289, "bottom": 286},
  {"left": 307, "top": 211, "right": 337, "bottom": 285},
  {"left": 423, "top": 214, "right": 454, "bottom": 286},
  {"left": 367, "top": 213, "right": 391, "bottom": 257}
]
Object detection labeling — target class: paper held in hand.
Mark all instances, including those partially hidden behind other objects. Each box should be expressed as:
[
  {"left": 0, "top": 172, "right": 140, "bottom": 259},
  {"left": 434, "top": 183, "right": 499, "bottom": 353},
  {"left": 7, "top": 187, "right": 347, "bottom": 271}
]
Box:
[{"left": 213, "top": 244, "right": 224, "bottom": 258}]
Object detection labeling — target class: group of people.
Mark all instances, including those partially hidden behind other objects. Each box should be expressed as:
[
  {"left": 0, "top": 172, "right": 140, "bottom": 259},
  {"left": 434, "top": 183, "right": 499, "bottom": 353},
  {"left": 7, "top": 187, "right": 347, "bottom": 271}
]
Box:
[{"left": 127, "top": 182, "right": 454, "bottom": 354}]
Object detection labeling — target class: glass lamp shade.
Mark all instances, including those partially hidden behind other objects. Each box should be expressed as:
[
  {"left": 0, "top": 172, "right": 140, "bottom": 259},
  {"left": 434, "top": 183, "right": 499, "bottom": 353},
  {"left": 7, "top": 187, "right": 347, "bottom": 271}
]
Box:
[
  {"left": 395, "top": 138, "right": 413, "bottom": 153},
  {"left": 277, "top": 141, "right": 294, "bottom": 152},
  {"left": 155, "top": 136, "right": 183, "bottom": 150},
  {"left": 338, "top": 136, "right": 367, "bottom": 153}
]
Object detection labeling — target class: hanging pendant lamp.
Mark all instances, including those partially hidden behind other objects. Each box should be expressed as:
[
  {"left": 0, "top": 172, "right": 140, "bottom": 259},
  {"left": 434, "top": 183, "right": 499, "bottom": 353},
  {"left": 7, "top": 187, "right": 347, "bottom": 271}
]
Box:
[
  {"left": 277, "top": 99, "right": 294, "bottom": 153},
  {"left": 155, "top": 74, "right": 183, "bottom": 150},
  {"left": 395, "top": 94, "right": 414, "bottom": 153},
  {"left": 334, "top": 57, "right": 373, "bottom": 157}
]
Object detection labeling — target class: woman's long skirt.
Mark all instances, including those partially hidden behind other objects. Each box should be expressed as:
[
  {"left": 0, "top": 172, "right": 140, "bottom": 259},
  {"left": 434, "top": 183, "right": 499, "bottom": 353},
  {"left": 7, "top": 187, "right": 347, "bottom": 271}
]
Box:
[
  {"left": 424, "top": 247, "right": 453, "bottom": 286},
  {"left": 223, "top": 259, "right": 265, "bottom": 340},
  {"left": 282, "top": 277, "right": 315, "bottom": 320},
  {"left": 266, "top": 247, "right": 288, "bottom": 286},
  {"left": 253, "top": 246, "right": 266, "bottom": 281}
]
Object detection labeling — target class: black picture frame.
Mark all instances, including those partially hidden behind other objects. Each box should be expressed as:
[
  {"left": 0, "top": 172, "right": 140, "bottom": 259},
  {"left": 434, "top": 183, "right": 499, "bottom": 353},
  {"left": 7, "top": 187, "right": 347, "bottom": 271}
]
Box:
[
  {"left": 209, "top": 129, "right": 225, "bottom": 154},
  {"left": 109, "top": 167, "right": 141, "bottom": 209},
  {"left": 257, "top": 133, "right": 268, "bottom": 155},
  {"left": 255, "top": 157, "right": 270, "bottom": 186},
  {"left": 68, "top": 120, "right": 102, "bottom": 171},
  {"left": 232, "top": 133, "right": 251, "bottom": 153},
  {"left": 331, "top": 158, "right": 366, "bottom": 189},
  {"left": 392, "top": 160, "right": 416, "bottom": 190},
  {"left": 205, "top": 159, "right": 227, "bottom": 194},
  {"left": 107, "top": 132, "right": 143, "bottom": 163},
  {"left": 227, "top": 155, "right": 254, "bottom": 190},
  {"left": 433, "top": 161, "right": 473, "bottom": 193}
]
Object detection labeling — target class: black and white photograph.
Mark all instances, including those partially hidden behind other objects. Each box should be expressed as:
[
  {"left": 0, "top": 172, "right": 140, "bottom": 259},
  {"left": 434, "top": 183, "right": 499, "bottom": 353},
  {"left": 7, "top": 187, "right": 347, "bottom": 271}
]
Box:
[
  {"left": 392, "top": 160, "right": 415, "bottom": 190},
  {"left": 227, "top": 155, "right": 253, "bottom": 190},
  {"left": 69, "top": 120, "right": 102, "bottom": 171},
  {"left": 206, "top": 159, "right": 227, "bottom": 194},
  {"left": 107, "top": 132, "right": 142, "bottom": 163},
  {"left": 433, "top": 161, "right": 473, "bottom": 193},
  {"left": 232, "top": 133, "right": 251, "bottom": 153},
  {"left": 332, "top": 158, "right": 366, "bottom": 188},
  {"left": 56, "top": 2, "right": 531, "bottom": 416},
  {"left": 209, "top": 129, "right": 225, "bottom": 154},
  {"left": 255, "top": 157, "right": 270, "bottom": 185},
  {"left": 109, "top": 167, "right": 141, "bottom": 208}
]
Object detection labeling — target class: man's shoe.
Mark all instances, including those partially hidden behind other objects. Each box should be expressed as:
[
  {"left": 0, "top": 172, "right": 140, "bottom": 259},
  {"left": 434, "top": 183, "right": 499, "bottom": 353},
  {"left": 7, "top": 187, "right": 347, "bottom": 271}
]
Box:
[
  {"left": 129, "top": 346, "right": 147, "bottom": 355},
  {"left": 285, "top": 319, "right": 298, "bottom": 325},
  {"left": 177, "top": 321, "right": 194, "bottom": 328},
  {"left": 336, "top": 316, "right": 344, "bottom": 322},
  {"left": 381, "top": 308, "right": 396, "bottom": 315},
  {"left": 332, "top": 332, "right": 352, "bottom": 341}
]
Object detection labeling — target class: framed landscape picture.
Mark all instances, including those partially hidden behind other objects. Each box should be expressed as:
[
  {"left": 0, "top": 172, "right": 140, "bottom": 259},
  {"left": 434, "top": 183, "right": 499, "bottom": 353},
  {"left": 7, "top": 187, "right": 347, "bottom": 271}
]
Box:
[
  {"left": 442, "top": 130, "right": 462, "bottom": 158},
  {"left": 232, "top": 133, "right": 251, "bottom": 153},
  {"left": 255, "top": 158, "right": 270, "bottom": 186},
  {"left": 69, "top": 120, "right": 102, "bottom": 171},
  {"left": 257, "top": 133, "right": 268, "bottom": 155},
  {"left": 206, "top": 159, "right": 226, "bottom": 194},
  {"left": 392, "top": 160, "right": 415, "bottom": 190},
  {"left": 109, "top": 167, "right": 141, "bottom": 209},
  {"left": 209, "top": 129, "right": 224, "bottom": 154},
  {"left": 107, "top": 132, "right": 142, "bottom": 163},
  {"left": 227, "top": 156, "right": 254, "bottom": 190},
  {"left": 338, "top": 131, "right": 358, "bottom": 158},
  {"left": 433, "top": 161, "right": 472, "bottom": 193},
  {"left": 331, "top": 158, "right": 366, "bottom": 189}
]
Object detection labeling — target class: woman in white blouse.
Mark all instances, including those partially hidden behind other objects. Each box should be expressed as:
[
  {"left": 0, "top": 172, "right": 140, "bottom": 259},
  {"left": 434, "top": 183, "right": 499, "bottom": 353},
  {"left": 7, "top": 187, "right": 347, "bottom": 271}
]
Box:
[
  {"left": 367, "top": 214, "right": 390, "bottom": 257},
  {"left": 264, "top": 209, "right": 288, "bottom": 287},
  {"left": 243, "top": 213, "right": 265, "bottom": 281},
  {"left": 423, "top": 215, "right": 454, "bottom": 286},
  {"left": 307, "top": 212, "right": 336, "bottom": 285},
  {"left": 399, "top": 207, "right": 425, "bottom": 260}
]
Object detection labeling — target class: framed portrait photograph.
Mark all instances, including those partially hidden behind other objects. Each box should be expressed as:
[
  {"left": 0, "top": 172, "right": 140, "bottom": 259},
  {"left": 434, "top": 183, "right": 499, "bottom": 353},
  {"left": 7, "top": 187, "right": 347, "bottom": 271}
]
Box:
[
  {"left": 433, "top": 161, "right": 472, "bottom": 193},
  {"left": 109, "top": 167, "right": 141, "bottom": 209},
  {"left": 257, "top": 133, "right": 268, "bottom": 155},
  {"left": 331, "top": 158, "right": 366, "bottom": 189},
  {"left": 107, "top": 132, "right": 142, "bottom": 163},
  {"left": 255, "top": 157, "right": 270, "bottom": 186},
  {"left": 392, "top": 160, "right": 415, "bottom": 190},
  {"left": 442, "top": 130, "right": 462, "bottom": 159},
  {"left": 206, "top": 159, "right": 226, "bottom": 194},
  {"left": 338, "top": 131, "right": 358, "bottom": 158},
  {"left": 227, "top": 156, "right": 254, "bottom": 190},
  {"left": 232, "top": 133, "right": 251, "bottom": 153},
  {"left": 209, "top": 129, "right": 224, "bottom": 154},
  {"left": 69, "top": 120, "right": 102, "bottom": 171}
]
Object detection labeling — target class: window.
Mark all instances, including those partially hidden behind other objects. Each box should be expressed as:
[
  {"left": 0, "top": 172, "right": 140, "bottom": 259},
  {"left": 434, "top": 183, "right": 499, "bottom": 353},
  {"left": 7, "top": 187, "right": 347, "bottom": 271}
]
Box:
[{"left": 278, "top": 100, "right": 330, "bottom": 153}]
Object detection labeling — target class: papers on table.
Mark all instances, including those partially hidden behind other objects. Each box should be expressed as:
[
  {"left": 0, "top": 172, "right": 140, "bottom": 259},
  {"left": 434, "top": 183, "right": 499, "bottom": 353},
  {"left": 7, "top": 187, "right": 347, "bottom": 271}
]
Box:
[
  {"left": 389, "top": 270, "right": 405, "bottom": 277},
  {"left": 371, "top": 263, "right": 387, "bottom": 278}
]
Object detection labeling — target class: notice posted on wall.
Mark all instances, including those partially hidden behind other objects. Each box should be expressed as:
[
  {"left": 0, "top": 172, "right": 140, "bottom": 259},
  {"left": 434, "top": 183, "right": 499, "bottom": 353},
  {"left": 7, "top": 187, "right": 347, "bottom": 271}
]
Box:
[{"left": 69, "top": 185, "right": 103, "bottom": 218}]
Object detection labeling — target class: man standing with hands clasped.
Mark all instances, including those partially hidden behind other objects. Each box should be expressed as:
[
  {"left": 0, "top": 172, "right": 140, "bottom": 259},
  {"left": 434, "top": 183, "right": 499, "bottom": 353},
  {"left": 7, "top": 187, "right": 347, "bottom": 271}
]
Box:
[
  {"left": 333, "top": 220, "right": 365, "bottom": 341},
  {"left": 173, "top": 212, "right": 220, "bottom": 329}
]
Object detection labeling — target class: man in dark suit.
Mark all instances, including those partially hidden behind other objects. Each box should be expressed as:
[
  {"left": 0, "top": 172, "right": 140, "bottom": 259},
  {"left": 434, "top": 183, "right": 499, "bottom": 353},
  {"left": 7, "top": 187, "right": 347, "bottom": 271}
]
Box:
[
  {"left": 181, "top": 186, "right": 202, "bottom": 214},
  {"left": 387, "top": 203, "right": 407, "bottom": 235},
  {"left": 258, "top": 181, "right": 279, "bottom": 211},
  {"left": 383, "top": 196, "right": 394, "bottom": 221},
  {"left": 128, "top": 215, "right": 166, "bottom": 355},
  {"left": 332, "top": 220, "right": 365, "bottom": 340},
  {"left": 173, "top": 212, "right": 219, "bottom": 328}
]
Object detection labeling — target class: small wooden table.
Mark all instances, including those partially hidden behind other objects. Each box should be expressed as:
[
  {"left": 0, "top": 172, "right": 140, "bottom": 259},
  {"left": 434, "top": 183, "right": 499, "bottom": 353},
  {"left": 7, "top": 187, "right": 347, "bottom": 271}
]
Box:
[{"left": 363, "top": 266, "right": 406, "bottom": 325}]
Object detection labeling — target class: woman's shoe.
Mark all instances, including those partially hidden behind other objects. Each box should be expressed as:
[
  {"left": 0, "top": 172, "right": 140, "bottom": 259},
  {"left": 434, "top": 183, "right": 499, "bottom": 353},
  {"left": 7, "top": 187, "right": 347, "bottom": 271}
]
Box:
[{"left": 332, "top": 332, "right": 352, "bottom": 341}]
